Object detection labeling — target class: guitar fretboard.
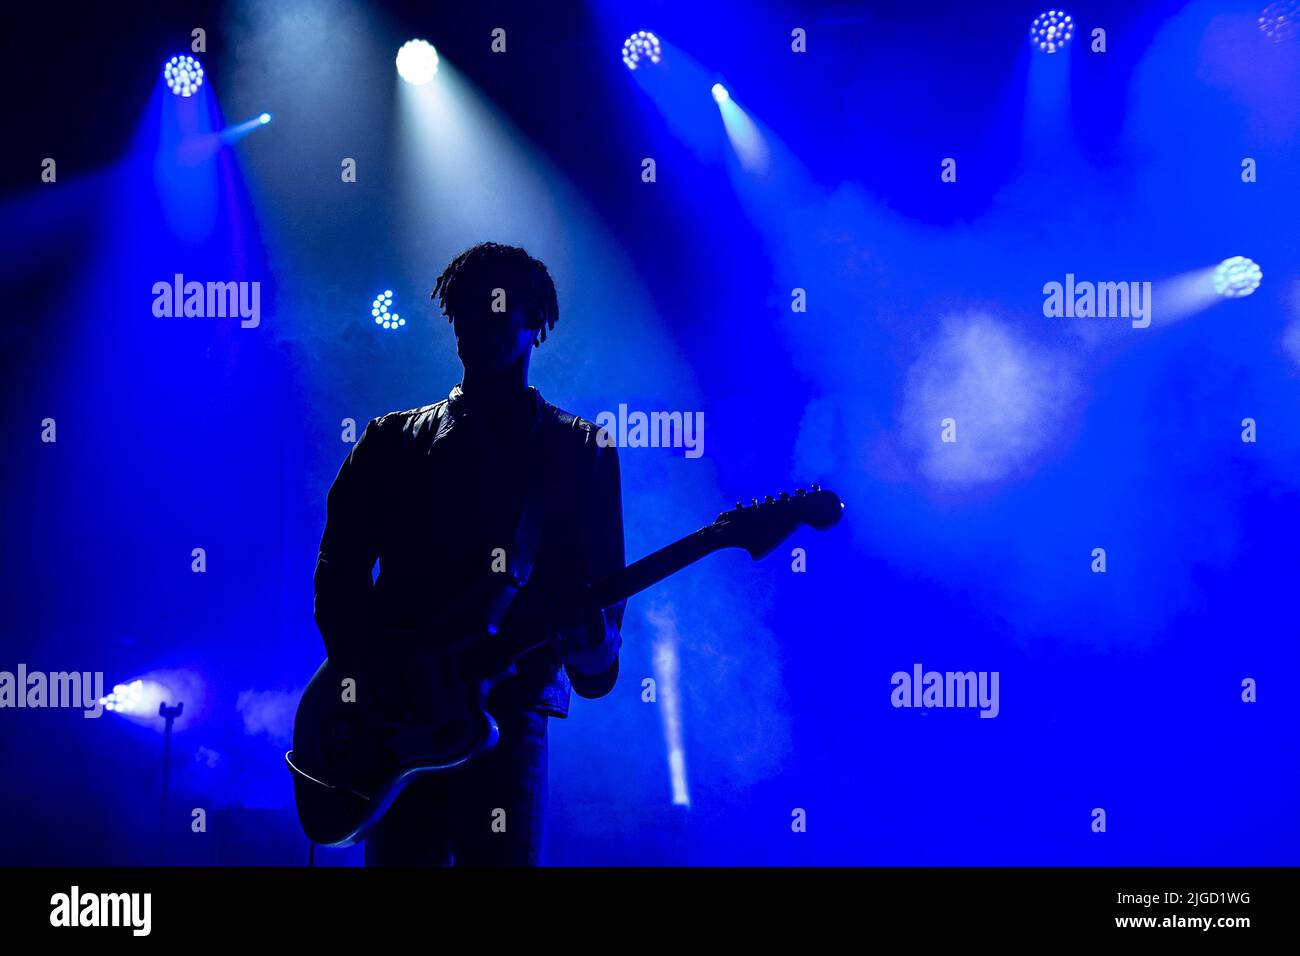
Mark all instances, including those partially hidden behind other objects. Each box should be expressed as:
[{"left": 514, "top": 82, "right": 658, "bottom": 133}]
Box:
[{"left": 590, "top": 525, "right": 721, "bottom": 610}]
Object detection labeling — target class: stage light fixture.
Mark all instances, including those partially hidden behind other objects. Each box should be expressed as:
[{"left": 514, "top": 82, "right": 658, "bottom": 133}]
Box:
[
  {"left": 101, "top": 679, "right": 143, "bottom": 714},
  {"left": 258, "top": 113, "right": 271, "bottom": 125},
  {"left": 100, "top": 678, "right": 177, "bottom": 718},
  {"left": 1259, "top": 1, "right": 1300, "bottom": 42},
  {"left": 372, "top": 290, "right": 405, "bottom": 330},
  {"left": 1030, "top": 10, "right": 1074, "bottom": 53},
  {"left": 711, "top": 83, "right": 729, "bottom": 105},
  {"left": 622, "top": 31, "right": 662, "bottom": 70},
  {"left": 163, "top": 54, "right": 204, "bottom": 97},
  {"left": 396, "top": 39, "right": 439, "bottom": 85},
  {"left": 1213, "top": 257, "right": 1262, "bottom": 298}
]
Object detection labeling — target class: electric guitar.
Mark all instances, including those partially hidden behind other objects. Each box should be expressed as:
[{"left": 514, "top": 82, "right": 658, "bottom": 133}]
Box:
[{"left": 287, "top": 487, "right": 843, "bottom": 847}]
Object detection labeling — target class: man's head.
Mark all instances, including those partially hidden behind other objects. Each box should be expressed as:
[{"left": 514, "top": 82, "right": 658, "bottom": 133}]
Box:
[{"left": 431, "top": 242, "right": 559, "bottom": 373}]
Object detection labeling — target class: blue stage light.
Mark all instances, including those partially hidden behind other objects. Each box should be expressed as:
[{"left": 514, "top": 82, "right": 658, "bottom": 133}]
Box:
[
  {"left": 163, "top": 54, "right": 205, "bottom": 97},
  {"left": 1029, "top": 11, "right": 1074, "bottom": 53},
  {"left": 1213, "top": 257, "right": 1263, "bottom": 298},
  {"left": 621, "top": 31, "right": 662, "bottom": 70},
  {"left": 396, "top": 39, "right": 439, "bottom": 85},
  {"left": 372, "top": 290, "right": 405, "bottom": 330},
  {"left": 258, "top": 112, "right": 271, "bottom": 125},
  {"left": 711, "top": 83, "right": 729, "bottom": 105},
  {"left": 1259, "top": 1, "right": 1300, "bottom": 42}
]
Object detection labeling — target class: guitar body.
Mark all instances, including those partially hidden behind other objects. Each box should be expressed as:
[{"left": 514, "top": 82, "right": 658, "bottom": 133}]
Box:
[
  {"left": 288, "top": 486, "right": 843, "bottom": 848},
  {"left": 288, "top": 654, "right": 502, "bottom": 848}
]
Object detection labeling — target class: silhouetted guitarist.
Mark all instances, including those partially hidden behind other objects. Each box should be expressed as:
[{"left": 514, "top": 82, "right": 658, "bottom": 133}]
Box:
[{"left": 313, "top": 242, "right": 624, "bottom": 866}]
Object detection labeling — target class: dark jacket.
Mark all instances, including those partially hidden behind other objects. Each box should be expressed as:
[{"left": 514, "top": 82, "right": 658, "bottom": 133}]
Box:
[{"left": 313, "top": 384, "right": 625, "bottom": 717}]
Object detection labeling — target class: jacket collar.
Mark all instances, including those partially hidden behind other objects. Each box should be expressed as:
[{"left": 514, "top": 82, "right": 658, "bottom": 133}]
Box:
[{"left": 444, "top": 383, "right": 545, "bottom": 428}]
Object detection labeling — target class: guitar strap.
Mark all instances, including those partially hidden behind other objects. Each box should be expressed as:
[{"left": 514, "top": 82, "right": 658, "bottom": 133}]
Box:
[{"left": 479, "top": 414, "right": 550, "bottom": 638}]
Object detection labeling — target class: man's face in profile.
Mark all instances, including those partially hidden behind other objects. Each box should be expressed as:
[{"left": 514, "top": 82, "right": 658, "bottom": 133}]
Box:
[{"left": 452, "top": 303, "right": 535, "bottom": 373}]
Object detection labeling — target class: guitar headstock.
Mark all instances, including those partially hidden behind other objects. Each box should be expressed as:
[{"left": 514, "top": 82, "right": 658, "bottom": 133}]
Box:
[{"left": 712, "top": 486, "right": 844, "bottom": 560}]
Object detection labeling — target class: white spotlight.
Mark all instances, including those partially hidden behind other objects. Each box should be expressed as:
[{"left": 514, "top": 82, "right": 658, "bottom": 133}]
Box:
[
  {"left": 1214, "top": 257, "right": 1263, "bottom": 298},
  {"left": 622, "top": 31, "right": 663, "bottom": 70},
  {"left": 1259, "top": 1, "right": 1300, "bottom": 42},
  {"left": 396, "top": 39, "right": 439, "bottom": 85},
  {"left": 1030, "top": 10, "right": 1075, "bottom": 54},
  {"left": 372, "top": 289, "right": 405, "bottom": 330},
  {"left": 163, "top": 54, "right": 205, "bottom": 97}
]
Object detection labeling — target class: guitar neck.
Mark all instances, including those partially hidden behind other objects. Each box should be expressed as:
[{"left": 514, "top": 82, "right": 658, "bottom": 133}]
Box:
[
  {"left": 480, "top": 525, "right": 724, "bottom": 671},
  {"left": 589, "top": 525, "right": 722, "bottom": 611},
  {"left": 471, "top": 488, "right": 843, "bottom": 675}
]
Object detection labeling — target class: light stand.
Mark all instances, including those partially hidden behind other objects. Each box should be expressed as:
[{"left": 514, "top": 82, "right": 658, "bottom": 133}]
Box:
[{"left": 159, "top": 701, "right": 183, "bottom": 865}]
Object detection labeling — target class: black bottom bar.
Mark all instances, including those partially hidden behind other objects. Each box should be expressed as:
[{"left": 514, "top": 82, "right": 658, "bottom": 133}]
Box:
[{"left": 1, "top": 867, "right": 1286, "bottom": 941}]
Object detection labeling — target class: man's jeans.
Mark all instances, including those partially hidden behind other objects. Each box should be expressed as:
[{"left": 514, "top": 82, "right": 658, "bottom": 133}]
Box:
[{"left": 364, "top": 708, "right": 548, "bottom": 866}]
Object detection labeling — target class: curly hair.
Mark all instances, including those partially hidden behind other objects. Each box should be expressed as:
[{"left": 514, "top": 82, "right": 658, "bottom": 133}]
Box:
[{"left": 431, "top": 242, "right": 560, "bottom": 346}]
